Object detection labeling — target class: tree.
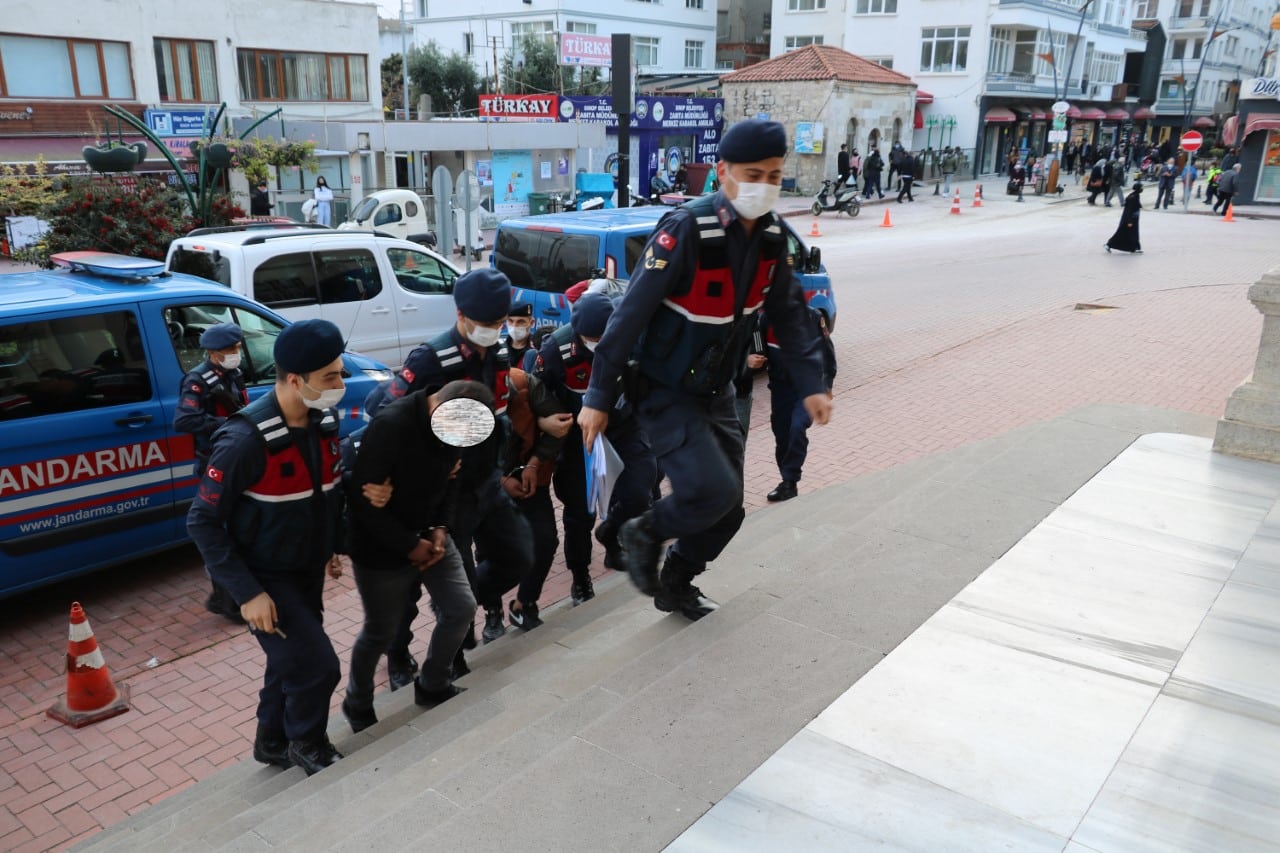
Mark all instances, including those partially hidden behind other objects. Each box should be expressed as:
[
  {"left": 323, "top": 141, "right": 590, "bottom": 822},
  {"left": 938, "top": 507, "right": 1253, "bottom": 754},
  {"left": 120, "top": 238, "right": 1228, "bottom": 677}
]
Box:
[
  {"left": 0, "top": 157, "right": 59, "bottom": 217},
  {"left": 500, "top": 37, "right": 560, "bottom": 95},
  {"left": 382, "top": 53, "right": 407, "bottom": 117},
  {"left": 406, "top": 41, "right": 481, "bottom": 116}
]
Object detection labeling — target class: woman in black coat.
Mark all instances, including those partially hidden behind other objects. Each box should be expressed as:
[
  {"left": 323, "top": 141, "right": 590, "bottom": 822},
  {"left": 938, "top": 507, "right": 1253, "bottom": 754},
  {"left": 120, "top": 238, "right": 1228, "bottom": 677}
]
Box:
[{"left": 1105, "top": 182, "right": 1144, "bottom": 254}]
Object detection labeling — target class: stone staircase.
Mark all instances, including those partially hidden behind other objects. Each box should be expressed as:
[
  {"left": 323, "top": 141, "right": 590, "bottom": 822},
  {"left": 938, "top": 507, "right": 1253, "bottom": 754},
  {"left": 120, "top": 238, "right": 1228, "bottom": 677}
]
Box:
[{"left": 73, "top": 404, "right": 1217, "bottom": 853}]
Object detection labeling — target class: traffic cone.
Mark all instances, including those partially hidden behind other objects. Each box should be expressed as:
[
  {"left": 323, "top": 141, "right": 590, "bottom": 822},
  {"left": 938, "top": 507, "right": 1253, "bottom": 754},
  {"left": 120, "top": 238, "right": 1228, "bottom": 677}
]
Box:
[
  {"left": 1223, "top": 204, "right": 1235, "bottom": 222},
  {"left": 973, "top": 186, "right": 983, "bottom": 208},
  {"left": 808, "top": 220, "right": 822, "bottom": 237},
  {"left": 47, "top": 602, "right": 130, "bottom": 728},
  {"left": 879, "top": 208, "right": 893, "bottom": 228},
  {"left": 950, "top": 189, "right": 962, "bottom": 215}
]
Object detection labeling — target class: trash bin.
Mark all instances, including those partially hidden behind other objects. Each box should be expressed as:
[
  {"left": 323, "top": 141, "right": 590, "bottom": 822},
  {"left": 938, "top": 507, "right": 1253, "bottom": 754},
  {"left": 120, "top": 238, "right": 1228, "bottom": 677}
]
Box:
[
  {"left": 528, "top": 192, "right": 551, "bottom": 215},
  {"left": 685, "top": 162, "right": 713, "bottom": 194}
]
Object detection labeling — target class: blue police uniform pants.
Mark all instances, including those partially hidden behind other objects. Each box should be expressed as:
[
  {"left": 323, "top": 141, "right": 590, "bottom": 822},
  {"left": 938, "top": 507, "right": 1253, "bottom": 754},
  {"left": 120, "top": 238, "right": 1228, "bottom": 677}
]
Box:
[
  {"left": 769, "top": 379, "right": 812, "bottom": 484},
  {"left": 635, "top": 385, "right": 745, "bottom": 572},
  {"left": 553, "top": 429, "right": 596, "bottom": 576},
  {"left": 348, "top": 539, "right": 474, "bottom": 703},
  {"left": 515, "top": 485, "right": 560, "bottom": 603},
  {"left": 251, "top": 571, "right": 341, "bottom": 743}
]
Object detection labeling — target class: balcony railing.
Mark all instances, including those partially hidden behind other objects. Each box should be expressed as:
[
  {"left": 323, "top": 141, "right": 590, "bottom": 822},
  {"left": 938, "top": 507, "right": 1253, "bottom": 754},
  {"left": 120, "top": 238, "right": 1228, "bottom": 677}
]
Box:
[
  {"left": 986, "top": 70, "right": 1038, "bottom": 84},
  {"left": 1167, "top": 16, "right": 1210, "bottom": 30}
]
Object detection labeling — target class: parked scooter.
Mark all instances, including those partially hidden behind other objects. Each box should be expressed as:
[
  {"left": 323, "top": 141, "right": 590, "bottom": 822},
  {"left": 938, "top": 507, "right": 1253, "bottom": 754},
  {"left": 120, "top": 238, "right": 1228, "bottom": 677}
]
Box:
[{"left": 811, "top": 177, "right": 862, "bottom": 217}]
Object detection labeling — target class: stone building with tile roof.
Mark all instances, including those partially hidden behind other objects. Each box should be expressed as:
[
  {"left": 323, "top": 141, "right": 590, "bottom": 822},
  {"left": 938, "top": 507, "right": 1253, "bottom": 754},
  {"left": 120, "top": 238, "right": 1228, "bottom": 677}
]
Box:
[{"left": 720, "top": 45, "right": 917, "bottom": 193}]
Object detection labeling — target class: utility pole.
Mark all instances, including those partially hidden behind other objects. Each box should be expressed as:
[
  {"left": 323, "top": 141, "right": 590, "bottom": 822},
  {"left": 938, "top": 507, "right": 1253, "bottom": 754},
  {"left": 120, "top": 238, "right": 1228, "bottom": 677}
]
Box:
[
  {"left": 491, "top": 37, "right": 503, "bottom": 94},
  {"left": 400, "top": 1, "right": 410, "bottom": 120}
]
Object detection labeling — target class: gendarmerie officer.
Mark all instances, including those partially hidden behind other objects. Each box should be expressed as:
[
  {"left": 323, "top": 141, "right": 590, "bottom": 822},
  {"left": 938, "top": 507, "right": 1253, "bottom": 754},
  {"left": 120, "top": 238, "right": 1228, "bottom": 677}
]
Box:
[
  {"left": 367, "top": 268, "right": 533, "bottom": 653},
  {"left": 187, "top": 319, "right": 349, "bottom": 776},
  {"left": 503, "top": 300, "right": 538, "bottom": 371},
  {"left": 578, "top": 119, "right": 833, "bottom": 620},
  {"left": 533, "top": 292, "right": 656, "bottom": 604},
  {"left": 174, "top": 322, "right": 249, "bottom": 623}
]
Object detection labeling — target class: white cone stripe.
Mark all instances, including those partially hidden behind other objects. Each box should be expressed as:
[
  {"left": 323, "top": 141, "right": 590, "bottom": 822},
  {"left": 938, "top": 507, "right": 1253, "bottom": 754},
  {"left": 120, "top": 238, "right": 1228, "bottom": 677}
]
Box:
[
  {"left": 69, "top": 620, "right": 95, "bottom": 642},
  {"left": 75, "top": 648, "right": 105, "bottom": 669}
]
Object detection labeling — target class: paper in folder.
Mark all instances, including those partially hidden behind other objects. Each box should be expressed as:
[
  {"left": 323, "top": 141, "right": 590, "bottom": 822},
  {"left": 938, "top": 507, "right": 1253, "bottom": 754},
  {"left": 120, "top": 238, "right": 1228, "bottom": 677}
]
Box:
[{"left": 583, "top": 433, "right": 625, "bottom": 518}]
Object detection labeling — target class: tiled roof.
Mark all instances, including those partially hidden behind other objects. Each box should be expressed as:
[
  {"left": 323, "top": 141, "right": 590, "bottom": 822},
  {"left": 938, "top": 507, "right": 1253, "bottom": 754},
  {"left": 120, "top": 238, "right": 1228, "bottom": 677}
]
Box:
[{"left": 721, "top": 45, "right": 914, "bottom": 86}]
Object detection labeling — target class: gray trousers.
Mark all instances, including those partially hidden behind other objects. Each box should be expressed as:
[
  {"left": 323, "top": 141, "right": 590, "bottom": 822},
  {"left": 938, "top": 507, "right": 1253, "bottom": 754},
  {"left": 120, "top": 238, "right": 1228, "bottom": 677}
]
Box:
[{"left": 347, "top": 538, "right": 475, "bottom": 708}]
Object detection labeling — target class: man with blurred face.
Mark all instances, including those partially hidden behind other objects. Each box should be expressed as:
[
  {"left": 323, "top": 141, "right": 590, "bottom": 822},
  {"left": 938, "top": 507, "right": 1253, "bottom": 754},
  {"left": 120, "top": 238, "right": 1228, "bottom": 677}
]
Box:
[{"left": 577, "top": 119, "right": 833, "bottom": 622}]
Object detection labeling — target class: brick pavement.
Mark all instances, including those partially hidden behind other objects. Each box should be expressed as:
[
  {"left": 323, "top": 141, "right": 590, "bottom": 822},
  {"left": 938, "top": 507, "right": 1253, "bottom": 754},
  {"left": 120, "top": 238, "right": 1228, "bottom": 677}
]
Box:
[{"left": 0, "top": 210, "right": 1272, "bottom": 851}]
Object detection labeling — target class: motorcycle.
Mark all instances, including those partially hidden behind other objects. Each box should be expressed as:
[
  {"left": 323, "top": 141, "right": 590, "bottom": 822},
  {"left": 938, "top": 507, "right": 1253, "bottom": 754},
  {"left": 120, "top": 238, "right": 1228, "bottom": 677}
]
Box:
[{"left": 811, "top": 177, "right": 861, "bottom": 217}]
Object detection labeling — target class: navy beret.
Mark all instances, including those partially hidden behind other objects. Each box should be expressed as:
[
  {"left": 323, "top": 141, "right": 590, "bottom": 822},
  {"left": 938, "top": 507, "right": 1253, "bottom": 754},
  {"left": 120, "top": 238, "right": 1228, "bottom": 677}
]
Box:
[
  {"left": 571, "top": 292, "right": 613, "bottom": 339},
  {"left": 274, "top": 319, "right": 345, "bottom": 375},
  {"left": 509, "top": 300, "right": 533, "bottom": 318},
  {"left": 454, "top": 268, "right": 512, "bottom": 324},
  {"left": 199, "top": 322, "right": 243, "bottom": 350},
  {"left": 718, "top": 120, "right": 788, "bottom": 163}
]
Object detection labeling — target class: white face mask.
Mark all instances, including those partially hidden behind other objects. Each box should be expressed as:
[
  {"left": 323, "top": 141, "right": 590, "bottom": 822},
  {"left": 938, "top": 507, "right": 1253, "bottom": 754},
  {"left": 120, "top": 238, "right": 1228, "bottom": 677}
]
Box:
[
  {"left": 219, "top": 353, "right": 242, "bottom": 371},
  {"left": 728, "top": 180, "right": 780, "bottom": 221},
  {"left": 508, "top": 326, "right": 530, "bottom": 342},
  {"left": 301, "top": 381, "right": 344, "bottom": 410},
  {"left": 467, "top": 323, "right": 502, "bottom": 348},
  {"left": 581, "top": 338, "right": 598, "bottom": 352}
]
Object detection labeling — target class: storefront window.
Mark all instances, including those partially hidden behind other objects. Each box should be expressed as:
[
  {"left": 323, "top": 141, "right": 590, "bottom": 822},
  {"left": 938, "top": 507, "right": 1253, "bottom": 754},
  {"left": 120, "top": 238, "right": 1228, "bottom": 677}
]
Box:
[{"left": 1257, "top": 130, "right": 1280, "bottom": 202}]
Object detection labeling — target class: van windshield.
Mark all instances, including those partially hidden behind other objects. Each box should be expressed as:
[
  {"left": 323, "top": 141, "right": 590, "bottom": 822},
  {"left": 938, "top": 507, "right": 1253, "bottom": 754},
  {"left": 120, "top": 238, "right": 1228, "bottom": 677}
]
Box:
[
  {"left": 494, "top": 229, "right": 599, "bottom": 294},
  {"left": 350, "top": 197, "right": 379, "bottom": 223}
]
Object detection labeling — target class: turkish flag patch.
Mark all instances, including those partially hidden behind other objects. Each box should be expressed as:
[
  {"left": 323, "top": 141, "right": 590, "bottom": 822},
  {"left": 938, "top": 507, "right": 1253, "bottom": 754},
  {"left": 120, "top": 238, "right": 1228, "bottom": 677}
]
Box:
[
  {"left": 207, "top": 466, "right": 224, "bottom": 483},
  {"left": 400, "top": 367, "right": 415, "bottom": 384},
  {"left": 191, "top": 384, "right": 202, "bottom": 393},
  {"left": 656, "top": 230, "right": 676, "bottom": 251}
]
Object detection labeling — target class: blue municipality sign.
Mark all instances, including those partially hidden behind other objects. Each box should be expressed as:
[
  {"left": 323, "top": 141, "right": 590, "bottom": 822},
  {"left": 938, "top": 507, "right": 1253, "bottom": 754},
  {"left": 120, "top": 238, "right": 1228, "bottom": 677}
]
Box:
[{"left": 144, "top": 109, "right": 214, "bottom": 138}]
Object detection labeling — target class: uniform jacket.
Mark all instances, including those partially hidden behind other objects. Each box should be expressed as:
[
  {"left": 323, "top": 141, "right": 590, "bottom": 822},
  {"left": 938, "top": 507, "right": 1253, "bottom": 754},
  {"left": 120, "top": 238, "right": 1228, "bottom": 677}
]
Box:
[
  {"left": 174, "top": 358, "right": 248, "bottom": 466},
  {"left": 762, "top": 308, "right": 837, "bottom": 390},
  {"left": 186, "top": 391, "right": 343, "bottom": 605}
]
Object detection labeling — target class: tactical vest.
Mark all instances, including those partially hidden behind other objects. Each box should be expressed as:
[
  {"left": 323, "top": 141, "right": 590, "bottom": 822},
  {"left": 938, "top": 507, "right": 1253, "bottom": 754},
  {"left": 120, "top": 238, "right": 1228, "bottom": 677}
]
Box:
[
  {"left": 636, "top": 195, "right": 786, "bottom": 396},
  {"left": 227, "top": 393, "right": 343, "bottom": 574},
  {"left": 424, "top": 329, "right": 511, "bottom": 416},
  {"left": 194, "top": 361, "right": 249, "bottom": 417},
  {"left": 549, "top": 324, "right": 593, "bottom": 413}
]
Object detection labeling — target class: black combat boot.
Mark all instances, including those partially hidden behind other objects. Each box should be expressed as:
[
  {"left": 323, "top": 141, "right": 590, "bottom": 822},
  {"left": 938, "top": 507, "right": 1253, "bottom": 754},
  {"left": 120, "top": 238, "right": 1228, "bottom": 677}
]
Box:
[
  {"left": 594, "top": 518, "right": 622, "bottom": 569},
  {"left": 287, "top": 736, "right": 342, "bottom": 776},
  {"left": 619, "top": 512, "right": 663, "bottom": 596},
  {"left": 654, "top": 552, "right": 719, "bottom": 621},
  {"left": 252, "top": 722, "right": 291, "bottom": 768}
]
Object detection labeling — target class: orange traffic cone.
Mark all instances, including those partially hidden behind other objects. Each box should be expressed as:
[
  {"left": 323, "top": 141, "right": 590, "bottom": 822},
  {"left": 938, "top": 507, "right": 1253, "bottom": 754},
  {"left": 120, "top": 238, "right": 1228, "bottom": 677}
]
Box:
[
  {"left": 973, "top": 185, "right": 983, "bottom": 207},
  {"left": 879, "top": 208, "right": 893, "bottom": 228},
  {"left": 950, "top": 189, "right": 962, "bottom": 215},
  {"left": 47, "top": 602, "right": 130, "bottom": 728},
  {"left": 1223, "top": 204, "right": 1235, "bottom": 222},
  {"left": 809, "top": 220, "right": 822, "bottom": 237}
]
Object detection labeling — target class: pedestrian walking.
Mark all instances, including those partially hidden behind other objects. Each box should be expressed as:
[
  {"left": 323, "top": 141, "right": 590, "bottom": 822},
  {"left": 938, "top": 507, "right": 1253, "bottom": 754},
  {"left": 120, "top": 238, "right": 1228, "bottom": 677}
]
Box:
[
  {"left": 863, "top": 147, "right": 884, "bottom": 199},
  {"left": 761, "top": 308, "right": 837, "bottom": 503},
  {"left": 836, "top": 143, "right": 850, "bottom": 189},
  {"left": 1105, "top": 159, "right": 1127, "bottom": 207},
  {"left": 1105, "top": 182, "right": 1144, "bottom": 255},
  {"left": 1203, "top": 161, "right": 1221, "bottom": 208},
  {"left": 896, "top": 151, "right": 915, "bottom": 202},
  {"left": 187, "top": 319, "right": 349, "bottom": 776},
  {"left": 889, "top": 142, "right": 905, "bottom": 191},
  {"left": 941, "top": 146, "right": 958, "bottom": 196},
  {"left": 1180, "top": 158, "right": 1199, "bottom": 211},
  {"left": 1155, "top": 158, "right": 1177, "bottom": 209},
  {"left": 313, "top": 176, "right": 333, "bottom": 226},
  {"left": 1086, "top": 159, "right": 1109, "bottom": 205},
  {"left": 577, "top": 119, "right": 832, "bottom": 621},
  {"left": 250, "top": 180, "right": 272, "bottom": 217},
  {"left": 1213, "top": 164, "right": 1242, "bottom": 215},
  {"left": 174, "top": 322, "right": 250, "bottom": 623}
]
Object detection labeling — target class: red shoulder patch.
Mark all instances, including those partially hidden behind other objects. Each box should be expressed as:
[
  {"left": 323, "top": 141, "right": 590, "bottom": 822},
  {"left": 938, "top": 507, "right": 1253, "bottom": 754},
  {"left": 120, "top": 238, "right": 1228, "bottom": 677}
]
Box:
[
  {"left": 400, "top": 367, "right": 415, "bottom": 384},
  {"left": 191, "top": 384, "right": 203, "bottom": 393},
  {"left": 656, "top": 230, "right": 677, "bottom": 251},
  {"left": 206, "top": 466, "right": 224, "bottom": 483}
]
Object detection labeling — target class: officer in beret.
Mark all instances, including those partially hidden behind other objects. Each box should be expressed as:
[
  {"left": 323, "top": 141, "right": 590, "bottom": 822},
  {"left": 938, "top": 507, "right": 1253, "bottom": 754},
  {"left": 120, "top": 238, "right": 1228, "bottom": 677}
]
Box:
[
  {"left": 175, "top": 322, "right": 250, "bottom": 623},
  {"left": 187, "top": 319, "right": 350, "bottom": 776},
  {"left": 504, "top": 300, "right": 538, "bottom": 371},
  {"left": 366, "top": 268, "right": 533, "bottom": 672},
  {"left": 578, "top": 119, "right": 833, "bottom": 620}
]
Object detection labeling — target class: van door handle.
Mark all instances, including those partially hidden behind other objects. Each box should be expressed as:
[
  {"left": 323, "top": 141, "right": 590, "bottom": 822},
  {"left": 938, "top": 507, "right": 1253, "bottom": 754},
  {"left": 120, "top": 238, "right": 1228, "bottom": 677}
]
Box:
[
  {"left": 114, "top": 413, "right": 154, "bottom": 428},
  {"left": 370, "top": 307, "right": 391, "bottom": 315},
  {"left": 400, "top": 304, "right": 418, "bottom": 312},
  {"left": 543, "top": 308, "right": 562, "bottom": 316}
]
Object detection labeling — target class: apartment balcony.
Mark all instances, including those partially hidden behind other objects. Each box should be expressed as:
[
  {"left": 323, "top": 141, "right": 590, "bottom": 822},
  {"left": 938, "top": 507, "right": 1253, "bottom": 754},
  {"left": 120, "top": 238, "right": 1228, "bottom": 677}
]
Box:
[
  {"left": 1167, "top": 16, "right": 1210, "bottom": 31},
  {"left": 991, "top": 1, "right": 1091, "bottom": 30},
  {"left": 984, "top": 70, "right": 1058, "bottom": 96}
]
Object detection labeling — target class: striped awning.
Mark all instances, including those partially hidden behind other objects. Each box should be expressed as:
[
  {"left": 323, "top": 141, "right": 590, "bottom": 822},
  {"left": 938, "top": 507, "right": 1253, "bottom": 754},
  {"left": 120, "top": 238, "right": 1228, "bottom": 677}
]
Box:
[
  {"left": 916, "top": 89, "right": 935, "bottom": 104},
  {"left": 1244, "top": 112, "right": 1280, "bottom": 139},
  {"left": 1079, "top": 107, "right": 1107, "bottom": 120},
  {"left": 1132, "top": 106, "right": 1157, "bottom": 120},
  {"left": 1193, "top": 116, "right": 1216, "bottom": 128},
  {"left": 1066, "top": 105, "right": 1083, "bottom": 118},
  {"left": 984, "top": 107, "right": 1017, "bottom": 123},
  {"left": 1105, "top": 107, "right": 1130, "bottom": 120},
  {"left": 1223, "top": 114, "right": 1239, "bottom": 146}
]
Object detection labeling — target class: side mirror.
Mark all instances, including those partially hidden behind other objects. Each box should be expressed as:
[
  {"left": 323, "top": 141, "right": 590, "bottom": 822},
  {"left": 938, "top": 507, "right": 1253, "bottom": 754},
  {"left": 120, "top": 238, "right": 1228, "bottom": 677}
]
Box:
[
  {"left": 430, "top": 397, "right": 495, "bottom": 447},
  {"left": 806, "top": 246, "right": 822, "bottom": 274}
]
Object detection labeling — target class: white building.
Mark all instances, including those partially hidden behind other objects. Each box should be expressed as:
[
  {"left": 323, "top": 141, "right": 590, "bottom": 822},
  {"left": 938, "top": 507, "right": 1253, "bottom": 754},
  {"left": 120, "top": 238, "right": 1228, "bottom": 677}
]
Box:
[{"left": 400, "top": 0, "right": 719, "bottom": 83}]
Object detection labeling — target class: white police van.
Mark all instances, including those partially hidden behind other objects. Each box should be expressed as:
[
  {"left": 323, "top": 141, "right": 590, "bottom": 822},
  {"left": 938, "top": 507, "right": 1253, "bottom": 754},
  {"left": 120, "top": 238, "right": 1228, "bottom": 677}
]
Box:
[{"left": 0, "top": 253, "right": 391, "bottom": 598}]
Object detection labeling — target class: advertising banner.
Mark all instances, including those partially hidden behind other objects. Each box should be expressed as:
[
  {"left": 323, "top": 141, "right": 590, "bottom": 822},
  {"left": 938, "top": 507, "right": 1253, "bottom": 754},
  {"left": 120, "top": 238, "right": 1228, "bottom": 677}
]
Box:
[
  {"left": 145, "top": 109, "right": 214, "bottom": 137},
  {"left": 794, "top": 122, "right": 824, "bottom": 154},
  {"left": 1241, "top": 78, "right": 1280, "bottom": 101},
  {"left": 478, "top": 94, "right": 560, "bottom": 122},
  {"left": 559, "top": 96, "right": 724, "bottom": 132},
  {"left": 492, "top": 149, "right": 534, "bottom": 216},
  {"left": 560, "top": 34, "right": 612, "bottom": 67}
]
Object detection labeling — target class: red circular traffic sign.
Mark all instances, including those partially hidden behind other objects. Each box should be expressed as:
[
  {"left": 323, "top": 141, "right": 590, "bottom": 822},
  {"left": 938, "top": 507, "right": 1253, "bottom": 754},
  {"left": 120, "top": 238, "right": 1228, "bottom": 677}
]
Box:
[{"left": 1180, "top": 131, "right": 1203, "bottom": 152}]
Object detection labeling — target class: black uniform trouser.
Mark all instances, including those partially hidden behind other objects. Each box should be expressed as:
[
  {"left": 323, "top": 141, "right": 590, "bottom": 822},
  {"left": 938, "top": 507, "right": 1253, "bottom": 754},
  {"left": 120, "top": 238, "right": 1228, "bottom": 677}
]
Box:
[
  {"left": 251, "top": 571, "right": 340, "bottom": 743},
  {"left": 769, "top": 378, "right": 812, "bottom": 484},
  {"left": 634, "top": 385, "right": 745, "bottom": 574},
  {"left": 896, "top": 177, "right": 914, "bottom": 201},
  {"left": 553, "top": 429, "right": 596, "bottom": 578},
  {"left": 515, "top": 485, "right": 560, "bottom": 603}
]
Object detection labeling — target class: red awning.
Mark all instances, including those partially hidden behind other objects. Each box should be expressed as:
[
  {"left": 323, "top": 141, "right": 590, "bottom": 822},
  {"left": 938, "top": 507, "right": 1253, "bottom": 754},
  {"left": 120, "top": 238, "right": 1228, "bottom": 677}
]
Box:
[
  {"left": 916, "top": 89, "right": 934, "bottom": 104},
  {"left": 914, "top": 107, "right": 924, "bottom": 130},
  {"left": 1132, "top": 106, "right": 1156, "bottom": 120},
  {"left": 984, "top": 107, "right": 1017, "bottom": 124},
  {"left": 1106, "top": 107, "right": 1130, "bottom": 120},
  {"left": 1013, "top": 105, "right": 1049, "bottom": 120},
  {"left": 1066, "top": 105, "right": 1083, "bottom": 118},
  {"left": 1193, "top": 116, "right": 1216, "bottom": 128},
  {"left": 1223, "top": 114, "right": 1239, "bottom": 146},
  {"left": 1244, "top": 112, "right": 1280, "bottom": 139},
  {"left": 1079, "top": 107, "right": 1107, "bottom": 120}
]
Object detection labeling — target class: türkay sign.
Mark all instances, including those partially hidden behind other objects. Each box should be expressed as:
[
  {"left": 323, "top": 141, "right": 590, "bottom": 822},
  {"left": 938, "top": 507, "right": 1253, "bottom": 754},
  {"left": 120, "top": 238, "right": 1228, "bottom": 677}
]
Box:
[{"left": 1240, "top": 78, "right": 1280, "bottom": 101}]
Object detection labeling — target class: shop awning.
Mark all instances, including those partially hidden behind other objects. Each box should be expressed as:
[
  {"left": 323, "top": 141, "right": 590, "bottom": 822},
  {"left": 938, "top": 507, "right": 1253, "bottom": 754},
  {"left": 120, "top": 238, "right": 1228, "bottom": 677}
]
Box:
[
  {"left": 1106, "top": 107, "right": 1130, "bottom": 120},
  {"left": 984, "top": 107, "right": 1017, "bottom": 124},
  {"left": 1193, "top": 116, "right": 1216, "bottom": 129},
  {"left": 914, "top": 107, "right": 924, "bottom": 130},
  {"left": 1244, "top": 112, "right": 1280, "bottom": 139},
  {"left": 1132, "top": 106, "right": 1157, "bottom": 120},
  {"left": 916, "top": 89, "right": 934, "bottom": 104},
  {"left": 1066, "top": 105, "right": 1083, "bottom": 118},
  {"left": 1223, "top": 114, "right": 1239, "bottom": 146},
  {"left": 1014, "top": 105, "right": 1049, "bottom": 120},
  {"left": 1079, "top": 107, "right": 1107, "bottom": 120}
]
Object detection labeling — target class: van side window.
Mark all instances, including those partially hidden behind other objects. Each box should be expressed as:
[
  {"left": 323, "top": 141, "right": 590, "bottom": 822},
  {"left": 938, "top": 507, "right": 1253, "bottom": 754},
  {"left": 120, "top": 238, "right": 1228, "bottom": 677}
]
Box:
[
  {"left": 316, "top": 249, "right": 382, "bottom": 305},
  {"left": 404, "top": 200, "right": 419, "bottom": 218},
  {"left": 494, "top": 230, "right": 598, "bottom": 294},
  {"left": 164, "top": 303, "right": 283, "bottom": 385},
  {"left": 0, "top": 311, "right": 150, "bottom": 420},
  {"left": 624, "top": 236, "right": 647, "bottom": 278},
  {"left": 253, "top": 252, "right": 319, "bottom": 308},
  {"left": 374, "top": 204, "right": 402, "bottom": 227},
  {"left": 388, "top": 248, "right": 456, "bottom": 295}
]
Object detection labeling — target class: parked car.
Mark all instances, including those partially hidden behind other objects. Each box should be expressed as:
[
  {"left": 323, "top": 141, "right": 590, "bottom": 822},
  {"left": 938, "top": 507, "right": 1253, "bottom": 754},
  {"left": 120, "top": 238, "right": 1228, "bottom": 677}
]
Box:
[
  {"left": 491, "top": 207, "right": 837, "bottom": 331},
  {"left": 166, "top": 225, "right": 462, "bottom": 367},
  {"left": 0, "top": 252, "right": 391, "bottom": 598},
  {"left": 337, "top": 189, "right": 437, "bottom": 248}
]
